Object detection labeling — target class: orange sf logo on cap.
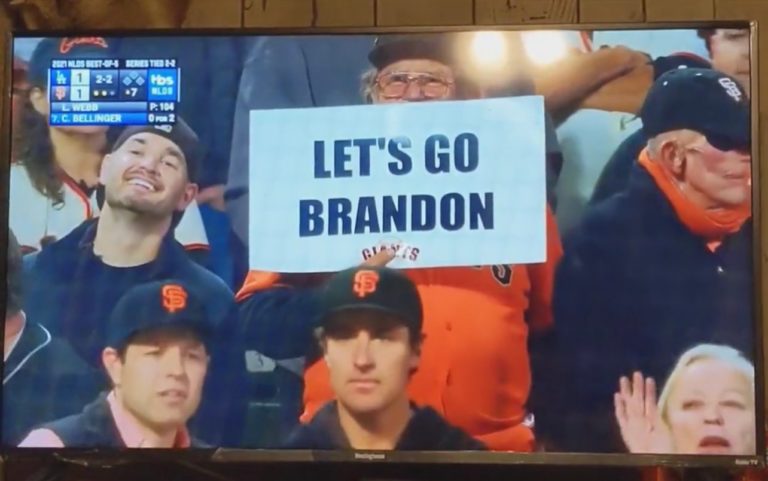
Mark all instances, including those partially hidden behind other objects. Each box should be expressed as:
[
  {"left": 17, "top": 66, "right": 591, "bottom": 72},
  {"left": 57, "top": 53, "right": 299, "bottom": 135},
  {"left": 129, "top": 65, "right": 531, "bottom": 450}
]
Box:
[
  {"left": 353, "top": 270, "right": 379, "bottom": 298},
  {"left": 162, "top": 284, "right": 187, "bottom": 313}
]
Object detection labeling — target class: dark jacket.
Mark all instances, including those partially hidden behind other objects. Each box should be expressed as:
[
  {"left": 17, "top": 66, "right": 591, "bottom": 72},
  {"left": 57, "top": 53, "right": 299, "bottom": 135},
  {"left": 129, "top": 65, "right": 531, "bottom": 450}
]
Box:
[
  {"left": 22, "top": 218, "right": 248, "bottom": 447},
  {"left": 39, "top": 392, "right": 208, "bottom": 448},
  {"left": 534, "top": 163, "right": 754, "bottom": 453},
  {"left": 283, "top": 401, "right": 487, "bottom": 451},
  {"left": 589, "top": 128, "right": 648, "bottom": 205},
  {"left": 3, "top": 322, "right": 102, "bottom": 445}
]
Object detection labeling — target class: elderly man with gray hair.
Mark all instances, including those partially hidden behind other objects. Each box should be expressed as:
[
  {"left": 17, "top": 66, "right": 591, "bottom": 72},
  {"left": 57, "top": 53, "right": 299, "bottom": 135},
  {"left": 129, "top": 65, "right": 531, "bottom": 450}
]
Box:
[{"left": 538, "top": 67, "right": 753, "bottom": 453}]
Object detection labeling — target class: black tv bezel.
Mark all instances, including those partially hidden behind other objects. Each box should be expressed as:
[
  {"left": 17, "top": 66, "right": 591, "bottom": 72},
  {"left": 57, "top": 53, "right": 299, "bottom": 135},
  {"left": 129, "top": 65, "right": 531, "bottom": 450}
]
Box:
[{"left": 1, "top": 21, "right": 764, "bottom": 470}]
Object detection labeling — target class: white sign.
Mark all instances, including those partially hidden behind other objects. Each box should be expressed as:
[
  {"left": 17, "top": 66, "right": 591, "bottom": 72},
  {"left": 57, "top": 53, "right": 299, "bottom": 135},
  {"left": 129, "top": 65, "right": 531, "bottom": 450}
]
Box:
[{"left": 248, "top": 97, "right": 547, "bottom": 273}]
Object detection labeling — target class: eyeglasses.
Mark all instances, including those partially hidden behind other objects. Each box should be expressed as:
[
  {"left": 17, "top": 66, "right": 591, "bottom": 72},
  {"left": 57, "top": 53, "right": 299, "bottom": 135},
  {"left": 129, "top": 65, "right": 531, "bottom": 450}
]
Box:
[{"left": 375, "top": 71, "right": 454, "bottom": 99}]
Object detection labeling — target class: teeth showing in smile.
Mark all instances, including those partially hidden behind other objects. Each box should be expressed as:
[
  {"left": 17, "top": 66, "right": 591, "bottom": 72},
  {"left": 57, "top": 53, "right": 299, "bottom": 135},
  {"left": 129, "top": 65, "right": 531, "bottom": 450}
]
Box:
[{"left": 128, "top": 179, "right": 156, "bottom": 191}]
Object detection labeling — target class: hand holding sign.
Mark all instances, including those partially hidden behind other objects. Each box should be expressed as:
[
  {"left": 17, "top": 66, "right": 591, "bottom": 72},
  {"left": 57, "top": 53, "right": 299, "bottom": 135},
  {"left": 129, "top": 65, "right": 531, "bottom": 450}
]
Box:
[{"left": 361, "top": 248, "right": 395, "bottom": 267}]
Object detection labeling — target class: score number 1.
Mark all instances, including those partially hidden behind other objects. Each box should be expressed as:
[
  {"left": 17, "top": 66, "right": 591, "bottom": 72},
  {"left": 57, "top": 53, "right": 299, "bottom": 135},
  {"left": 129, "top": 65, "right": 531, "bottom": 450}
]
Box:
[{"left": 72, "top": 69, "right": 89, "bottom": 86}]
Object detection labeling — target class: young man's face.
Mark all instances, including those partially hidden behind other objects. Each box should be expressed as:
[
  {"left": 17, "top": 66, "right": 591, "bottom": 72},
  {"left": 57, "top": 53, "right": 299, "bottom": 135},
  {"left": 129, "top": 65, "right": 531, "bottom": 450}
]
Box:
[
  {"left": 323, "top": 310, "right": 419, "bottom": 416},
  {"left": 710, "top": 29, "right": 750, "bottom": 98},
  {"left": 372, "top": 58, "right": 457, "bottom": 104},
  {"left": 100, "top": 132, "right": 197, "bottom": 218},
  {"left": 104, "top": 327, "right": 208, "bottom": 431}
]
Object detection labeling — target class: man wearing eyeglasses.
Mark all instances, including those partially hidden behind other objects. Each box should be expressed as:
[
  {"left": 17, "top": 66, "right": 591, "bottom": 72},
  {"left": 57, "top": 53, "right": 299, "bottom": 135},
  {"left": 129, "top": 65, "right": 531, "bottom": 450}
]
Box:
[
  {"left": 360, "top": 35, "right": 479, "bottom": 103},
  {"left": 361, "top": 35, "right": 563, "bottom": 207},
  {"left": 367, "top": 67, "right": 456, "bottom": 102},
  {"left": 539, "top": 68, "right": 753, "bottom": 453},
  {"left": 237, "top": 33, "right": 563, "bottom": 452}
]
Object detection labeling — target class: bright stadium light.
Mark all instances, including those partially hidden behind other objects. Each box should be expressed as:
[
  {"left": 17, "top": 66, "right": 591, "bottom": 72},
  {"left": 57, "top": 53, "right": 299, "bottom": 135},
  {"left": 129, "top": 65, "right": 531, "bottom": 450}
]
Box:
[
  {"left": 521, "top": 31, "right": 570, "bottom": 66},
  {"left": 470, "top": 31, "right": 509, "bottom": 69}
]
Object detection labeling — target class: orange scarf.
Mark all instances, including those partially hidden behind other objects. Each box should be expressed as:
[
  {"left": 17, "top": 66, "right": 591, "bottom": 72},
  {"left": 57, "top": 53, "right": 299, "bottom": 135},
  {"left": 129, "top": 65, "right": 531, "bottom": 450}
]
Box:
[{"left": 637, "top": 148, "right": 750, "bottom": 245}]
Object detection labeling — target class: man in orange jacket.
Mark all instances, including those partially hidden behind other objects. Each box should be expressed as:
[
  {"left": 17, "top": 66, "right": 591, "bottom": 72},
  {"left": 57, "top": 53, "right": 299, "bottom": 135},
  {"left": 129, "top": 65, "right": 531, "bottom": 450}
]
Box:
[{"left": 237, "top": 33, "right": 563, "bottom": 451}]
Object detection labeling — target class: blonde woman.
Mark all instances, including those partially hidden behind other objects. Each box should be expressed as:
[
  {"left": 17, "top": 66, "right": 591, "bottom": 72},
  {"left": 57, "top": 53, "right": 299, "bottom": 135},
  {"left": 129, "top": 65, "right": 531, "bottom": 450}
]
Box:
[{"left": 614, "top": 344, "right": 755, "bottom": 455}]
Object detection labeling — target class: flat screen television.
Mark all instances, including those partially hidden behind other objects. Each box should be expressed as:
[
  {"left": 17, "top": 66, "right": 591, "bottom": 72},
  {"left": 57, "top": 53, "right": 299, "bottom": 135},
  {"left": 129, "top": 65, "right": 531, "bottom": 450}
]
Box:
[{"left": 1, "top": 23, "right": 764, "bottom": 470}]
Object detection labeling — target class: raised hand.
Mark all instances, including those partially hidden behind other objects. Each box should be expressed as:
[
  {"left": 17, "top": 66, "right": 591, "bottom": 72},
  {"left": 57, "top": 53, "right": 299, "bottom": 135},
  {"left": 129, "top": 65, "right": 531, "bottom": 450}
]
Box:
[{"left": 614, "top": 371, "right": 672, "bottom": 453}]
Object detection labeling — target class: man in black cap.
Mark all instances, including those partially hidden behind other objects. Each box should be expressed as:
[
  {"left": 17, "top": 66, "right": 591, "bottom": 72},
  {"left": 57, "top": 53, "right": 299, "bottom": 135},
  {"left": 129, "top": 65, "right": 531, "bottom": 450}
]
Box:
[
  {"left": 19, "top": 280, "right": 212, "bottom": 448},
  {"left": 22, "top": 121, "right": 248, "bottom": 446},
  {"left": 536, "top": 68, "right": 753, "bottom": 452},
  {"left": 238, "top": 33, "right": 563, "bottom": 452},
  {"left": 2, "top": 229, "right": 100, "bottom": 446},
  {"left": 283, "top": 266, "right": 485, "bottom": 451},
  {"left": 589, "top": 27, "right": 750, "bottom": 205}
]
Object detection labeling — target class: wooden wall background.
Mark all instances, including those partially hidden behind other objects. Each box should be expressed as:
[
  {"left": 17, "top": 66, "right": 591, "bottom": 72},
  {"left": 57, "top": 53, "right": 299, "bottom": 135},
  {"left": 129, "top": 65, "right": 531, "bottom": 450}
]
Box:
[{"left": 0, "top": 1, "right": 766, "bottom": 479}]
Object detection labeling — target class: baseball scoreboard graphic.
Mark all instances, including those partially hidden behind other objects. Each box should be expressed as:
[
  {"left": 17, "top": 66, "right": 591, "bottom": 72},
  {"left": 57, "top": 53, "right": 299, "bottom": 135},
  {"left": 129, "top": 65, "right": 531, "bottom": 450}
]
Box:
[{"left": 48, "top": 57, "right": 180, "bottom": 126}]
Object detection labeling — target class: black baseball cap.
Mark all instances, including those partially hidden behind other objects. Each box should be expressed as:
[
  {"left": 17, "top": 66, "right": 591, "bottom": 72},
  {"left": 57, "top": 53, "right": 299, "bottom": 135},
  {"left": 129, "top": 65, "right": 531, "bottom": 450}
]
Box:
[
  {"left": 641, "top": 68, "right": 750, "bottom": 151},
  {"left": 651, "top": 53, "right": 712, "bottom": 80},
  {"left": 28, "top": 37, "right": 114, "bottom": 88},
  {"left": 106, "top": 280, "right": 214, "bottom": 351},
  {"left": 111, "top": 118, "right": 202, "bottom": 184},
  {"left": 318, "top": 266, "right": 423, "bottom": 336},
  {"left": 368, "top": 33, "right": 459, "bottom": 69}
]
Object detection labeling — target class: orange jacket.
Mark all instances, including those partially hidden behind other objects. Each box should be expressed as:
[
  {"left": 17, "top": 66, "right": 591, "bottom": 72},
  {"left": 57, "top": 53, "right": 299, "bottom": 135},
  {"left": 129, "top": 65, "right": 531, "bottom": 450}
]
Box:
[{"left": 237, "top": 207, "right": 562, "bottom": 451}]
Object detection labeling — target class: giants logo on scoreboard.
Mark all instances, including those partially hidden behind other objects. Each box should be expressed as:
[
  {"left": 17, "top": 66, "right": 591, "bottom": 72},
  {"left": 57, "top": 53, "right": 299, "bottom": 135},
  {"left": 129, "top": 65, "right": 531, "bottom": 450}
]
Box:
[{"left": 53, "top": 86, "right": 69, "bottom": 101}]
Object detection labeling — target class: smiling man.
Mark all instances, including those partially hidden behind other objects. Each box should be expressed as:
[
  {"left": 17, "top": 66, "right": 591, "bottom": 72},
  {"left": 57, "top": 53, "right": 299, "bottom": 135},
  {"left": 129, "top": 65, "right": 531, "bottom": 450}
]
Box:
[
  {"left": 22, "top": 120, "right": 247, "bottom": 446},
  {"left": 19, "top": 280, "right": 211, "bottom": 447},
  {"left": 284, "top": 266, "right": 485, "bottom": 451}
]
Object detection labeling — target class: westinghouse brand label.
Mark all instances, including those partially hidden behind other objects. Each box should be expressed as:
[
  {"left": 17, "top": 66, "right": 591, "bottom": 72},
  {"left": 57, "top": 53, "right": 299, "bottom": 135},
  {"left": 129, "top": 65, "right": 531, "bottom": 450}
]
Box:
[{"left": 353, "top": 452, "right": 386, "bottom": 461}]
